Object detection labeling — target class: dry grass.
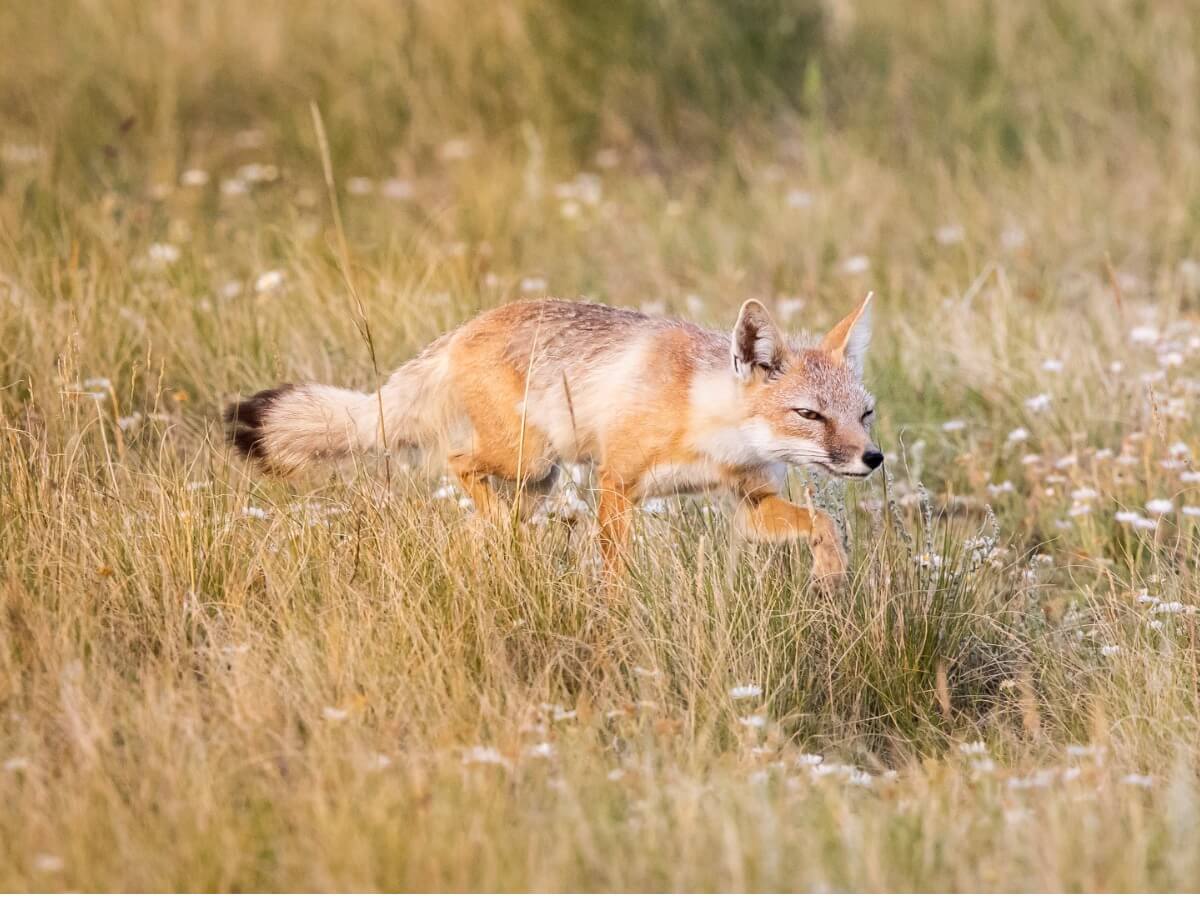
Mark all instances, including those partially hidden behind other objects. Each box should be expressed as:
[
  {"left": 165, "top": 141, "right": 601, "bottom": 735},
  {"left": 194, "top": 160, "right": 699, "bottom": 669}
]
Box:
[{"left": 3, "top": 0, "right": 1200, "bottom": 890}]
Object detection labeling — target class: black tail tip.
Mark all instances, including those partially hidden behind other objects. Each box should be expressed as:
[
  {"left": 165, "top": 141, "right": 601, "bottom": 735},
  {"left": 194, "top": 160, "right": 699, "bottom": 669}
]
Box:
[{"left": 224, "top": 383, "right": 294, "bottom": 462}]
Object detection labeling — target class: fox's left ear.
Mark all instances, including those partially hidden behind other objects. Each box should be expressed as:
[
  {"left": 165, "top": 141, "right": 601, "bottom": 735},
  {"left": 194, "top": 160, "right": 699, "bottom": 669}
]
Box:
[{"left": 819, "top": 292, "right": 873, "bottom": 378}]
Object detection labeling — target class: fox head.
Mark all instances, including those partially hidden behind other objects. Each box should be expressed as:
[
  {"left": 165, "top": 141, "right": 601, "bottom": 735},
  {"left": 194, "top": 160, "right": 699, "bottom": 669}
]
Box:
[{"left": 730, "top": 294, "right": 881, "bottom": 478}]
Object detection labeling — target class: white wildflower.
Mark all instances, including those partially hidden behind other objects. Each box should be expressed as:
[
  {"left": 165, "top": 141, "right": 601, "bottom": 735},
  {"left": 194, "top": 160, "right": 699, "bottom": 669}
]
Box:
[
  {"left": 935, "top": 224, "right": 964, "bottom": 245},
  {"left": 525, "top": 742, "right": 555, "bottom": 759},
  {"left": 1146, "top": 498, "right": 1174, "bottom": 516},
  {"left": 33, "top": 854, "right": 64, "bottom": 873},
  {"left": 1007, "top": 427, "right": 1030, "bottom": 443},
  {"left": 438, "top": 138, "right": 473, "bottom": 161},
  {"left": 382, "top": 178, "right": 413, "bottom": 199},
  {"left": 941, "top": 419, "right": 966, "bottom": 432},
  {"left": 241, "top": 506, "right": 269, "bottom": 519},
  {"left": 1001, "top": 225, "right": 1027, "bottom": 249},
  {"left": 462, "top": 746, "right": 510, "bottom": 768},
  {"left": 1121, "top": 773, "right": 1154, "bottom": 788},
  {"left": 322, "top": 706, "right": 349, "bottom": 721},
  {"left": 1100, "top": 645, "right": 1121, "bottom": 657},
  {"left": 958, "top": 741, "right": 988, "bottom": 756},
  {"left": 1182, "top": 506, "right": 1200, "bottom": 517},
  {"left": 729, "top": 684, "right": 763, "bottom": 700},
  {"left": 180, "top": 168, "right": 209, "bottom": 187},
  {"left": 1042, "top": 359, "right": 1064, "bottom": 373},
  {"left": 739, "top": 714, "right": 767, "bottom": 728},
  {"left": 987, "top": 481, "right": 1014, "bottom": 496},
  {"left": 1025, "top": 393, "right": 1052, "bottom": 412},
  {"left": 519, "top": 276, "right": 548, "bottom": 294},
  {"left": 786, "top": 189, "right": 813, "bottom": 209},
  {"left": 840, "top": 255, "right": 870, "bottom": 275},
  {"left": 254, "top": 270, "right": 285, "bottom": 293},
  {"left": 146, "top": 242, "right": 180, "bottom": 267},
  {"left": 1130, "top": 326, "right": 1159, "bottom": 345}
]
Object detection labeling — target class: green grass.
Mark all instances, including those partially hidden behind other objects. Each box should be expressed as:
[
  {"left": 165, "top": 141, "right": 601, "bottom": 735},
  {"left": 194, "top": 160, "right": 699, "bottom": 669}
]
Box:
[{"left": 3, "top": 0, "right": 1200, "bottom": 890}]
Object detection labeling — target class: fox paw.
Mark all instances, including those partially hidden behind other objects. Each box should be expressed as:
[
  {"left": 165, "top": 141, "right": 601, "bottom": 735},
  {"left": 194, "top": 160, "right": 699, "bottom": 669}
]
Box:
[{"left": 810, "top": 514, "right": 848, "bottom": 589}]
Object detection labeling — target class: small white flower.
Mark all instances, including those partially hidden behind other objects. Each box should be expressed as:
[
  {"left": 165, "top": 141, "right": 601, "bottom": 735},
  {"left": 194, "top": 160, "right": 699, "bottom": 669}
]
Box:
[
  {"left": 1001, "top": 225, "right": 1027, "bottom": 249},
  {"left": 935, "top": 224, "right": 964, "bottom": 245},
  {"left": 797, "top": 753, "right": 824, "bottom": 767},
  {"left": 1042, "top": 359, "right": 1064, "bottom": 373},
  {"left": 1182, "top": 472, "right": 1200, "bottom": 483},
  {"left": 729, "top": 684, "right": 763, "bottom": 700},
  {"left": 221, "top": 177, "right": 249, "bottom": 196},
  {"left": 1146, "top": 498, "right": 1174, "bottom": 516},
  {"left": 364, "top": 752, "right": 392, "bottom": 772},
  {"left": 607, "top": 768, "right": 625, "bottom": 781},
  {"left": 180, "top": 168, "right": 210, "bottom": 187},
  {"left": 462, "top": 745, "right": 510, "bottom": 768},
  {"left": 1153, "top": 601, "right": 1185, "bottom": 614},
  {"left": 840, "top": 255, "right": 870, "bottom": 275},
  {"left": 254, "top": 270, "right": 285, "bottom": 293},
  {"left": 1169, "top": 441, "right": 1191, "bottom": 458},
  {"left": 345, "top": 176, "right": 374, "bottom": 195},
  {"left": 147, "top": 242, "right": 181, "bottom": 266},
  {"left": 519, "top": 276, "right": 548, "bottom": 294},
  {"left": 33, "top": 854, "right": 64, "bottom": 873},
  {"left": 1182, "top": 506, "right": 1200, "bottom": 517},
  {"left": 221, "top": 279, "right": 243, "bottom": 299},
  {"left": 1021, "top": 453, "right": 1042, "bottom": 465},
  {"left": 987, "top": 481, "right": 1014, "bottom": 496},
  {"left": 1100, "top": 645, "right": 1121, "bottom": 657},
  {"left": 738, "top": 714, "right": 767, "bottom": 728},
  {"left": 1006, "top": 427, "right": 1030, "bottom": 443},
  {"left": 1131, "top": 516, "right": 1157, "bottom": 531},
  {"left": 382, "top": 178, "right": 413, "bottom": 200},
  {"left": 1068, "top": 503, "right": 1091, "bottom": 518},
  {"left": 525, "top": 742, "right": 555, "bottom": 759},
  {"left": 1071, "top": 487, "right": 1098, "bottom": 501},
  {"left": 1025, "top": 393, "right": 1052, "bottom": 413},
  {"left": 1121, "top": 773, "right": 1154, "bottom": 788},
  {"left": 1130, "top": 325, "right": 1159, "bottom": 344},
  {"left": 941, "top": 419, "right": 966, "bottom": 432},
  {"left": 439, "top": 138, "right": 473, "bottom": 161},
  {"left": 241, "top": 506, "right": 269, "bottom": 519},
  {"left": 322, "top": 706, "right": 349, "bottom": 721},
  {"left": 777, "top": 297, "right": 805, "bottom": 321},
  {"left": 786, "top": 189, "right": 813, "bottom": 209},
  {"left": 117, "top": 412, "right": 143, "bottom": 431},
  {"left": 958, "top": 741, "right": 988, "bottom": 756}
]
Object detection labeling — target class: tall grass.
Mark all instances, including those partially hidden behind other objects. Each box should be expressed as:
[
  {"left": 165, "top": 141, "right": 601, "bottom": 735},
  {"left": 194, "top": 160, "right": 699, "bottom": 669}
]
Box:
[{"left": 3, "top": 0, "right": 1200, "bottom": 890}]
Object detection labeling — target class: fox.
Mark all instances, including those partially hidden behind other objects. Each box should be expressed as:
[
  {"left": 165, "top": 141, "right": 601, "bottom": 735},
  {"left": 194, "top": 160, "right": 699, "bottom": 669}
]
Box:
[{"left": 225, "top": 293, "right": 881, "bottom": 584}]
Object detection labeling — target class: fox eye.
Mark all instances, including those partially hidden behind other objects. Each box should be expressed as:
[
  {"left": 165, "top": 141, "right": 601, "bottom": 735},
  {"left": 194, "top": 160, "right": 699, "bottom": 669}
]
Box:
[
  {"left": 795, "top": 408, "right": 824, "bottom": 422},
  {"left": 862, "top": 409, "right": 875, "bottom": 423}
]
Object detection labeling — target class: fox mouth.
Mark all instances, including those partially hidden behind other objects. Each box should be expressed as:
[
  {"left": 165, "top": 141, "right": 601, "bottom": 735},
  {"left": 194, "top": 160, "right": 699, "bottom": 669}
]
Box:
[{"left": 802, "top": 459, "right": 876, "bottom": 479}]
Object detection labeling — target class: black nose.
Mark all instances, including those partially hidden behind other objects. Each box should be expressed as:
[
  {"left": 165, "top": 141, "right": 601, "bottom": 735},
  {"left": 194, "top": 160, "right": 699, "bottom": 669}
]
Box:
[{"left": 862, "top": 449, "right": 884, "bottom": 470}]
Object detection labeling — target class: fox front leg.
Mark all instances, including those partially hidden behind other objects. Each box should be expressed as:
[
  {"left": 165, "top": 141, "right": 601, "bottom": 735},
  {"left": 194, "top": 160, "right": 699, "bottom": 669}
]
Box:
[{"left": 734, "top": 492, "right": 848, "bottom": 587}]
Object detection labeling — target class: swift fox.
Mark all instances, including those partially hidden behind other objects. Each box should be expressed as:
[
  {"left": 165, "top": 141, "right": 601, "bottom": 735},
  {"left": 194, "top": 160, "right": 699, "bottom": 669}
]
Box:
[{"left": 225, "top": 294, "right": 880, "bottom": 583}]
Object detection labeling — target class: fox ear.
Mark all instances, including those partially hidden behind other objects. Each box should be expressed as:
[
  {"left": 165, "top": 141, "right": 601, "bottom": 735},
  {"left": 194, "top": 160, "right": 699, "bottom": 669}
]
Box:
[
  {"left": 731, "top": 299, "right": 783, "bottom": 380},
  {"left": 820, "top": 292, "right": 873, "bottom": 378}
]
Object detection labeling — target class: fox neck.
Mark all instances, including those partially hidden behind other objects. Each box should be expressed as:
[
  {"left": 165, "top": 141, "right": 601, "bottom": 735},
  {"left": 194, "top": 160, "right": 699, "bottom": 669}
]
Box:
[{"left": 685, "top": 367, "right": 774, "bottom": 471}]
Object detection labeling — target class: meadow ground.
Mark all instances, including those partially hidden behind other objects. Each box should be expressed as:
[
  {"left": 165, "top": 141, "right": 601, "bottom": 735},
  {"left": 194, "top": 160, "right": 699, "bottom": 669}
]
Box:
[{"left": 3, "top": 0, "right": 1200, "bottom": 891}]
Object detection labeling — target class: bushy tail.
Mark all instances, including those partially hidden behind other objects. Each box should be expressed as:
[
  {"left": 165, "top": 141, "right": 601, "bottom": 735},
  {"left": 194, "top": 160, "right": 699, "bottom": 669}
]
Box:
[{"left": 225, "top": 347, "right": 454, "bottom": 473}]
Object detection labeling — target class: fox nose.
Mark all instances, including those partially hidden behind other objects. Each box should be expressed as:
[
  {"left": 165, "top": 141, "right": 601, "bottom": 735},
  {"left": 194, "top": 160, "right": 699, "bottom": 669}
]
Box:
[{"left": 862, "top": 448, "right": 884, "bottom": 470}]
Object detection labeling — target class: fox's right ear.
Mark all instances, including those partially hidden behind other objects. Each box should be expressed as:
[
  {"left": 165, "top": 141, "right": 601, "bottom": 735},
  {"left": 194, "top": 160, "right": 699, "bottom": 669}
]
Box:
[{"left": 731, "top": 299, "right": 783, "bottom": 381}]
